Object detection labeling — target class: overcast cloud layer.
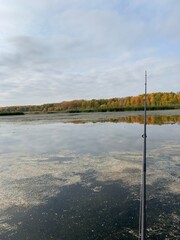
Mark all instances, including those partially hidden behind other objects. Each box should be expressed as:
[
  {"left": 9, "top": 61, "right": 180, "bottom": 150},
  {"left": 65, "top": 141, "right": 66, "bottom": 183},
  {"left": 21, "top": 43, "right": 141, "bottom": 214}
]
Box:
[{"left": 0, "top": 0, "right": 180, "bottom": 106}]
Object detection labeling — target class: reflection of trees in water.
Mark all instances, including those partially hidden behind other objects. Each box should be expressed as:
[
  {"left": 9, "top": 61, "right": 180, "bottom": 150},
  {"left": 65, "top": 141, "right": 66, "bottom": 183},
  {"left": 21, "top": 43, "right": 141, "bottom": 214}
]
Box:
[
  {"left": 69, "top": 115, "right": 180, "bottom": 125},
  {"left": 117, "top": 115, "right": 180, "bottom": 125}
]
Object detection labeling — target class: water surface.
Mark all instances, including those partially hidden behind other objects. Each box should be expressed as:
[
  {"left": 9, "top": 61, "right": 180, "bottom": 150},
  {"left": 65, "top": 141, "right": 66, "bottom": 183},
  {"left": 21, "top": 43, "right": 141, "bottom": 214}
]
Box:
[{"left": 0, "top": 114, "right": 179, "bottom": 239}]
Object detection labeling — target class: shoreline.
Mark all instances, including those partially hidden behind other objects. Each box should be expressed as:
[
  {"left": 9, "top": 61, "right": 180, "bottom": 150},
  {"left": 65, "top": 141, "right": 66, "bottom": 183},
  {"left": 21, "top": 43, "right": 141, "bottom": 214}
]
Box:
[{"left": 0, "top": 109, "right": 180, "bottom": 123}]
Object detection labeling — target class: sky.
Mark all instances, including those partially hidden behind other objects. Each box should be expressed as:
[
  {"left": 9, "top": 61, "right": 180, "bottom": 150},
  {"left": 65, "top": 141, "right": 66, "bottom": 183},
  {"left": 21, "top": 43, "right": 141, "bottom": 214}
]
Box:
[{"left": 0, "top": 0, "right": 180, "bottom": 106}]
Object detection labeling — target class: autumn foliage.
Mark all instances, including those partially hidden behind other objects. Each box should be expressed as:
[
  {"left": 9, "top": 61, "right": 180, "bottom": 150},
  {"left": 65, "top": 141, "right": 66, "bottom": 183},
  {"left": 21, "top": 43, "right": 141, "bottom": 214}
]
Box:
[{"left": 1, "top": 92, "right": 180, "bottom": 114}]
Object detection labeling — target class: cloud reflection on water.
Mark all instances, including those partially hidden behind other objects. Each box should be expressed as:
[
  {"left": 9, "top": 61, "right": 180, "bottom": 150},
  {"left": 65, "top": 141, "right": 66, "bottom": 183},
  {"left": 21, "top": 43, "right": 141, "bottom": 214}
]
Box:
[
  {"left": 0, "top": 146, "right": 179, "bottom": 213},
  {"left": 0, "top": 120, "right": 179, "bottom": 238}
]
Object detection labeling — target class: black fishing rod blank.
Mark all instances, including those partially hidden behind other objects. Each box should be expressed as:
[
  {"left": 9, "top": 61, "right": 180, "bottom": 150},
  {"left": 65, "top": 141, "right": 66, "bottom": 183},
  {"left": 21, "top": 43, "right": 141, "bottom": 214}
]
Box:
[{"left": 139, "top": 71, "right": 147, "bottom": 240}]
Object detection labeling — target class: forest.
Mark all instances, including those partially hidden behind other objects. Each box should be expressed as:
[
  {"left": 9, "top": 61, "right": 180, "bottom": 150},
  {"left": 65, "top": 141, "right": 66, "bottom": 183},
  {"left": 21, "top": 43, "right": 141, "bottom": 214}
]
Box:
[{"left": 0, "top": 92, "right": 180, "bottom": 115}]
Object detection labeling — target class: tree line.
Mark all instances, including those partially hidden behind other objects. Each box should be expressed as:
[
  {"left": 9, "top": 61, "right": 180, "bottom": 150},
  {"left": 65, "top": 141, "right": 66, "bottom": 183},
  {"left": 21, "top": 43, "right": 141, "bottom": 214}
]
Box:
[{"left": 1, "top": 92, "right": 180, "bottom": 114}]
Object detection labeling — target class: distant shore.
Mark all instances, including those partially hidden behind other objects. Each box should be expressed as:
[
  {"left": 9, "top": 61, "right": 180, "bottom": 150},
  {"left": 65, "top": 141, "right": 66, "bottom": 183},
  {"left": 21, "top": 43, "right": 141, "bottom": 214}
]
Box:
[{"left": 0, "top": 109, "right": 180, "bottom": 124}]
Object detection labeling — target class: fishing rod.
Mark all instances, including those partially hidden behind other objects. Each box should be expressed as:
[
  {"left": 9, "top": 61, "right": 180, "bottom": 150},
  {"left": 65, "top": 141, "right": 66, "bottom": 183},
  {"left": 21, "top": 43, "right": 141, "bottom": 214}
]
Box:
[{"left": 139, "top": 71, "right": 147, "bottom": 240}]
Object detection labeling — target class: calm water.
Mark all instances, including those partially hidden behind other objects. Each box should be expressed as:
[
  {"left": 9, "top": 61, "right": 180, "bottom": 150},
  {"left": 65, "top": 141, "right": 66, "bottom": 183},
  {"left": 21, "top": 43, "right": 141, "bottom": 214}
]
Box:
[{"left": 0, "top": 115, "right": 179, "bottom": 240}]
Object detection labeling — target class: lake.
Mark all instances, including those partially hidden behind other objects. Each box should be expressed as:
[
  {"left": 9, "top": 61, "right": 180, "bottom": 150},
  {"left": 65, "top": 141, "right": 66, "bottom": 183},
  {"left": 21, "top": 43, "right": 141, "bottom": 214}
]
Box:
[{"left": 0, "top": 112, "right": 179, "bottom": 240}]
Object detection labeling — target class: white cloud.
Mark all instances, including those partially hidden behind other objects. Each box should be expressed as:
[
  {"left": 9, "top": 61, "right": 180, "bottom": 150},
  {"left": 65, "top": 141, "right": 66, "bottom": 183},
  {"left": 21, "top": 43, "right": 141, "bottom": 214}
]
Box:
[{"left": 0, "top": 0, "right": 180, "bottom": 106}]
